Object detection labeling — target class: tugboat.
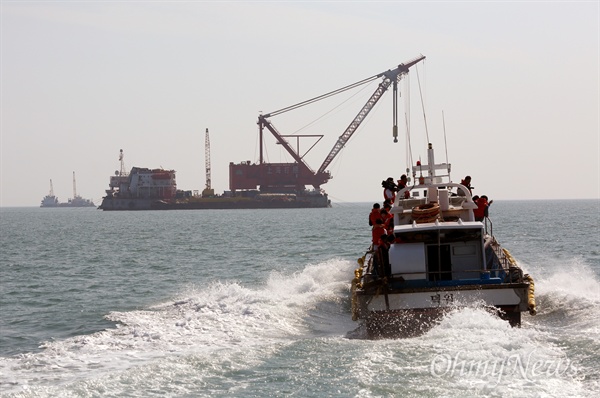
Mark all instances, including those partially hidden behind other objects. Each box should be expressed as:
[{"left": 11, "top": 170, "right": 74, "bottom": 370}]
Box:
[{"left": 351, "top": 143, "right": 536, "bottom": 338}]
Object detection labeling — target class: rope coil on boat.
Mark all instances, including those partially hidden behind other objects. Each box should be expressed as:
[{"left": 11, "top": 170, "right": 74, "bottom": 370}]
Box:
[{"left": 411, "top": 203, "right": 440, "bottom": 224}]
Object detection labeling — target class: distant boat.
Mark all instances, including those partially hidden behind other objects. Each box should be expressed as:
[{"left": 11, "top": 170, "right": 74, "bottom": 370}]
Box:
[
  {"left": 40, "top": 174, "right": 95, "bottom": 208},
  {"left": 40, "top": 179, "right": 60, "bottom": 207}
]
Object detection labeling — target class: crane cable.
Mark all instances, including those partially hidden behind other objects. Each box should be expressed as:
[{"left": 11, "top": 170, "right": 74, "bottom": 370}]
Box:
[
  {"left": 291, "top": 81, "right": 376, "bottom": 135},
  {"left": 266, "top": 74, "right": 381, "bottom": 118}
]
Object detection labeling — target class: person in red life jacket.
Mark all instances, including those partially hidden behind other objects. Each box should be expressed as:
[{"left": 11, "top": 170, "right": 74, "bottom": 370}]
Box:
[
  {"left": 458, "top": 175, "right": 473, "bottom": 196},
  {"left": 371, "top": 218, "right": 388, "bottom": 277},
  {"left": 397, "top": 174, "right": 410, "bottom": 199},
  {"left": 382, "top": 177, "right": 397, "bottom": 204},
  {"left": 372, "top": 218, "right": 387, "bottom": 250},
  {"left": 381, "top": 206, "right": 394, "bottom": 234},
  {"left": 368, "top": 203, "right": 381, "bottom": 226},
  {"left": 474, "top": 195, "right": 493, "bottom": 221}
]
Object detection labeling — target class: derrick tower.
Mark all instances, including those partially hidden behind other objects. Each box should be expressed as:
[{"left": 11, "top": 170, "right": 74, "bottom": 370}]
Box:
[{"left": 202, "top": 128, "right": 214, "bottom": 197}]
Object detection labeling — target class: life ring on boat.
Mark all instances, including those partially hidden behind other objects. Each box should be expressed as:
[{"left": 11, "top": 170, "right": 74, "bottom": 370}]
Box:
[{"left": 412, "top": 203, "right": 440, "bottom": 223}]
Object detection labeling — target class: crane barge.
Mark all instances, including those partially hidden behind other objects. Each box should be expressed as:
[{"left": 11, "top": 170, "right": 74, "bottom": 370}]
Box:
[{"left": 99, "top": 56, "right": 425, "bottom": 210}]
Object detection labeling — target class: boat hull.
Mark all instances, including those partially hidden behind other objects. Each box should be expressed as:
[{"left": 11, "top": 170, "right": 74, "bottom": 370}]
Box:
[
  {"left": 353, "top": 283, "right": 529, "bottom": 338},
  {"left": 99, "top": 195, "right": 330, "bottom": 210}
]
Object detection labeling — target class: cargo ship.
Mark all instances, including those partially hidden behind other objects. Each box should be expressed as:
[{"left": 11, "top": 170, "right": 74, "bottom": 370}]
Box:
[{"left": 40, "top": 175, "right": 95, "bottom": 208}]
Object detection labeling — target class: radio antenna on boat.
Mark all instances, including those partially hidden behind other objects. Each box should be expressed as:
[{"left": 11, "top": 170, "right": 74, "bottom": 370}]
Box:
[
  {"left": 405, "top": 112, "right": 414, "bottom": 174},
  {"left": 442, "top": 110, "right": 451, "bottom": 178},
  {"left": 415, "top": 66, "right": 430, "bottom": 145}
]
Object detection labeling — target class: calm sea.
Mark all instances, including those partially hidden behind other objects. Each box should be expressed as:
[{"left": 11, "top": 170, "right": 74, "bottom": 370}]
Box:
[{"left": 1, "top": 200, "right": 598, "bottom": 397}]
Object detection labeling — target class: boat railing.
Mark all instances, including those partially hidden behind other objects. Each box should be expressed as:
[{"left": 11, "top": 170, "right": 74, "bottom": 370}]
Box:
[
  {"left": 364, "top": 267, "right": 524, "bottom": 285},
  {"left": 483, "top": 216, "right": 492, "bottom": 236}
]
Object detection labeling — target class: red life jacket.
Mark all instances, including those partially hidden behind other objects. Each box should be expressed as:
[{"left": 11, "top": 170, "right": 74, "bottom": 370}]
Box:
[
  {"left": 372, "top": 225, "right": 387, "bottom": 245},
  {"left": 397, "top": 182, "right": 410, "bottom": 199},
  {"left": 369, "top": 209, "right": 380, "bottom": 226},
  {"left": 384, "top": 212, "right": 394, "bottom": 234},
  {"left": 474, "top": 197, "right": 488, "bottom": 220}
]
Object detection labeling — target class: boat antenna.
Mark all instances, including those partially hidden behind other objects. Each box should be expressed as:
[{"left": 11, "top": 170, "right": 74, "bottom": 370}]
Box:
[
  {"left": 405, "top": 112, "right": 414, "bottom": 174},
  {"left": 415, "top": 65, "right": 430, "bottom": 145},
  {"left": 442, "top": 110, "right": 451, "bottom": 178},
  {"left": 404, "top": 75, "right": 414, "bottom": 178}
]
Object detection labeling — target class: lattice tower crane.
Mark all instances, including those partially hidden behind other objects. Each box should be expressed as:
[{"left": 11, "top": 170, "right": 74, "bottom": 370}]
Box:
[{"left": 202, "top": 128, "right": 214, "bottom": 197}]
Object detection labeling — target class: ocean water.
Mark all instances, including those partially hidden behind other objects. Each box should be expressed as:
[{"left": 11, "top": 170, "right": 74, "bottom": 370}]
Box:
[{"left": 0, "top": 200, "right": 598, "bottom": 397}]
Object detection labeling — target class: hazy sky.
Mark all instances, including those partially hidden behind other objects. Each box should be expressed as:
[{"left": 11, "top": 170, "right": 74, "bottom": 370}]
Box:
[{"left": 1, "top": 1, "right": 598, "bottom": 207}]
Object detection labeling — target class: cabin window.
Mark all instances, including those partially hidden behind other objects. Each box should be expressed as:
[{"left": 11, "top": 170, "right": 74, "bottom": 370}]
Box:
[
  {"left": 453, "top": 245, "right": 476, "bottom": 256},
  {"left": 394, "top": 228, "right": 483, "bottom": 281}
]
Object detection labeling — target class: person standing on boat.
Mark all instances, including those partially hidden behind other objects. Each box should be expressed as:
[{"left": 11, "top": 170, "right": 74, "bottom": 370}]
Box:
[
  {"left": 368, "top": 203, "right": 381, "bottom": 226},
  {"left": 381, "top": 206, "right": 394, "bottom": 235},
  {"left": 372, "top": 219, "right": 387, "bottom": 249},
  {"left": 458, "top": 175, "right": 473, "bottom": 196},
  {"left": 376, "top": 233, "right": 395, "bottom": 277},
  {"left": 474, "top": 195, "right": 493, "bottom": 221},
  {"left": 382, "top": 177, "right": 397, "bottom": 204},
  {"left": 397, "top": 174, "right": 410, "bottom": 199}
]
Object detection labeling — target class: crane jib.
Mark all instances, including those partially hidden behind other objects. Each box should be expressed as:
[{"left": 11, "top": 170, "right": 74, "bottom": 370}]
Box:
[
  {"left": 257, "top": 55, "right": 426, "bottom": 190},
  {"left": 317, "top": 55, "right": 426, "bottom": 174}
]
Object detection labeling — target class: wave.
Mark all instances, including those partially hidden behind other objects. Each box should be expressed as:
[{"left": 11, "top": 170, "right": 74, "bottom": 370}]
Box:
[
  {"left": 2, "top": 254, "right": 598, "bottom": 396},
  {"left": 518, "top": 257, "right": 600, "bottom": 333},
  {"left": 0, "top": 258, "right": 357, "bottom": 395}
]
